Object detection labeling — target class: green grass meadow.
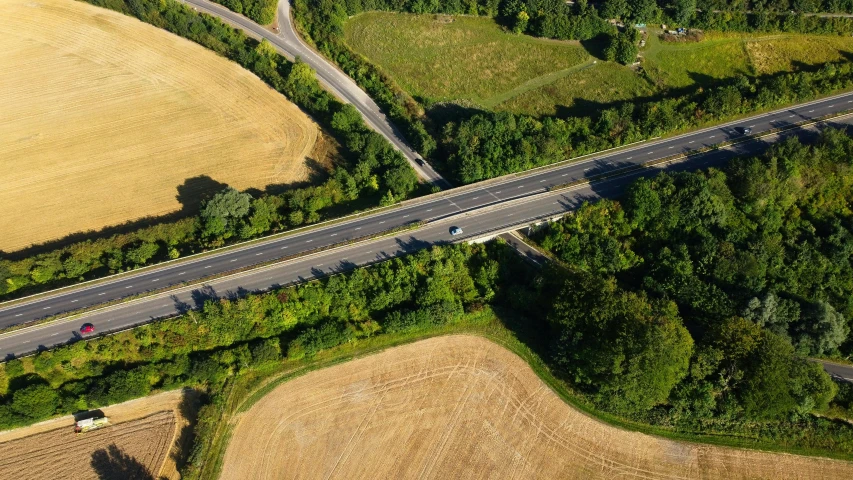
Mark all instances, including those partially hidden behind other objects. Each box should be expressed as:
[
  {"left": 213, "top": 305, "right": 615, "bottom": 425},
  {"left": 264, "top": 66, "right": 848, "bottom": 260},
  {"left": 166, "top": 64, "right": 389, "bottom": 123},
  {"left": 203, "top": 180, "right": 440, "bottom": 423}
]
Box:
[{"left": 343, "top": 12, "right": 853, "bottom": 117}]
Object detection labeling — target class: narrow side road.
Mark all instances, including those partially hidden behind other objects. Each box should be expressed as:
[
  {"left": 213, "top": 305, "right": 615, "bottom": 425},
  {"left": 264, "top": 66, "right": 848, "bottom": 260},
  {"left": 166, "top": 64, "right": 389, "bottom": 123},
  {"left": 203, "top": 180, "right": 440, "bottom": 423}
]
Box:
[{"left": 179, "top": 0, "right": 449, "bottom": 187}]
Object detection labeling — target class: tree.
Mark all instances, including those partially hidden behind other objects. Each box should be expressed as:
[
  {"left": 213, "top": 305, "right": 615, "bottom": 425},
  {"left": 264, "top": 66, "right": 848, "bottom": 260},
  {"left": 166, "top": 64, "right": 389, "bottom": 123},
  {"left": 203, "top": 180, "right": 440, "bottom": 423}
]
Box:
[
  {"left": 671, "top": 0, "right": 696, "bottom": 25},
  {"left": 11, "top": 384, "right": 60, "bottom": 420},
  {"left": 200, "top": 187, "right": 252, "bottom": 239},
  {"left": 795, "top": 301, "right": 849, "bottom": 356},
  {"left": 601, "top": 0, "right": 629, "bottom": 19},
  {"left": 739, "top": 331, "right": 803, "bottom": 419},
  {"left": 550, "top": 273, "right": 693, "bottom": 413},
  {"left": 513, "top": 11, "right": 529, "bottom": 34}
]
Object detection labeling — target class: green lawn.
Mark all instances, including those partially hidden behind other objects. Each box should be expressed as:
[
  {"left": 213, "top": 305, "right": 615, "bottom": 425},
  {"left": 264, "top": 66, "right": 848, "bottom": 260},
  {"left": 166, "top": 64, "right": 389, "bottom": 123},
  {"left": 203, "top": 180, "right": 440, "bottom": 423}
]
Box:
[
  {"left": 343, "top": 12, "right": 590, "bottom": 106},
  {"left": 344, "top": 13, "right": 853, "bottom": 117}
]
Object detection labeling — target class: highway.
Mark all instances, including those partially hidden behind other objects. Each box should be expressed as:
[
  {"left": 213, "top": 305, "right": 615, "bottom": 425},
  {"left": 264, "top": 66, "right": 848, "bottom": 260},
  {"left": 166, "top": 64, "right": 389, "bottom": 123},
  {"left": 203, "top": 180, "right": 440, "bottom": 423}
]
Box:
[
  {"left": 179, "top": 0, "right": 449, "bottom": 187},
  {"left": 2, "top": 92, "right": 853, "bottom": 358}
]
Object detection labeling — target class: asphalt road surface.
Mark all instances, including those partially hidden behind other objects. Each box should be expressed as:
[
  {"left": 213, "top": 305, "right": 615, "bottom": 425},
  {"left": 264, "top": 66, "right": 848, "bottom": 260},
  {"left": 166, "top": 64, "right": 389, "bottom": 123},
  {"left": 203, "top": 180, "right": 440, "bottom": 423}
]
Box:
[
  {"left": 2, "top": 94, "right": 853, "bottom": 358},
  {"left": 179, "top": 0, "right": 449, "bottom": 187},
  {"left": 820, "top": 361, "right": 853, "bottom": 383}
]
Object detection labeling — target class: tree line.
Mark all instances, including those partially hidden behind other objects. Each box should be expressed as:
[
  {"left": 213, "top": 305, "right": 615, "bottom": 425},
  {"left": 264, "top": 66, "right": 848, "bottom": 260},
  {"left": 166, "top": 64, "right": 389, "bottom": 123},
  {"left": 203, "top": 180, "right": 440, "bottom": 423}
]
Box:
[
  {"left": 535, "top": 129, "right": 853, "bottom": 428},
  {"left": 0, "top": 0, "right": 420, "bottom": 300},
  {"left": 441, "top": 60, "right": 853, "bottom": 183}
]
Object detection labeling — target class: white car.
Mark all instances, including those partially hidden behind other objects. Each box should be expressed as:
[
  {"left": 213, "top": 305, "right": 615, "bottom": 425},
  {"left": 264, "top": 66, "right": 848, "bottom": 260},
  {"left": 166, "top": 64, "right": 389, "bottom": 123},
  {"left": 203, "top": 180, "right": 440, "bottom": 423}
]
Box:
[{"left": 450, "top": 227, "right": 463, "bottom": 236}]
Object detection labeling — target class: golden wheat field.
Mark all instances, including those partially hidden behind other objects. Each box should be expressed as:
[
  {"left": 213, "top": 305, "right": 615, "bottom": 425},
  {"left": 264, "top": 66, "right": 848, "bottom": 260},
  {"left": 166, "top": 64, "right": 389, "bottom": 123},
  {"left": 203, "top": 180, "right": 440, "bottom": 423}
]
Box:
[
  {"left": 0, "top": 389, "right": 191, "bottom": 480},
  {"left": 0, "top": 0, "right": 317, "bottom": 252},
  {"left": 220, "top": 335, "right": 853, "bottom": 480}
]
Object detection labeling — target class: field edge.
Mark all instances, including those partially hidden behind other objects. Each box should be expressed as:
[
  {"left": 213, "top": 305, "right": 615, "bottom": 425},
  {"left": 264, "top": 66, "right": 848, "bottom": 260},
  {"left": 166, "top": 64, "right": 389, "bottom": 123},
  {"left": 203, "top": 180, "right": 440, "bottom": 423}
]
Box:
[{"left": 196, "top": 308, "right": 853, "bottom": 480}]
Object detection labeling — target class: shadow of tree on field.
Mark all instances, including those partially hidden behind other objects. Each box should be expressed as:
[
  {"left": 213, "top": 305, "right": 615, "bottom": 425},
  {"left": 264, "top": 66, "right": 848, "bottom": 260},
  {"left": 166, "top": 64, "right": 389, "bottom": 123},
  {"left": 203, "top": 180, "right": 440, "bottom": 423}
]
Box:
[{"left": 90, "top": 444, "right": 154, "bottom": 480}]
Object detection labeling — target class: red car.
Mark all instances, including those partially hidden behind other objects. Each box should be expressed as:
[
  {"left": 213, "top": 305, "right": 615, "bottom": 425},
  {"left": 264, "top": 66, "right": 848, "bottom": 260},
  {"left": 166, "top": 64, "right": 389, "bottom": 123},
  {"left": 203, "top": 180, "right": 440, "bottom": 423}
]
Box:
[{"left": 80, "top": 323, "right": 95, "bottom": 334}]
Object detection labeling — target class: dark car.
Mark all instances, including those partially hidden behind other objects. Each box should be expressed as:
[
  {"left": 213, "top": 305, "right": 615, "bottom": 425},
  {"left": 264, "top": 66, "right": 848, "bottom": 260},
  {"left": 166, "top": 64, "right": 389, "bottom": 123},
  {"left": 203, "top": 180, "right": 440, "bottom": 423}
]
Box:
[
  {"left": 740, "top": 127, "right": 752, "bottom": 135},
  {"left": 415, "top": 158, "right": 425, "bottom": 166},
  {"left": 80, "top": 323, "right": 95, "bottom": 334}
]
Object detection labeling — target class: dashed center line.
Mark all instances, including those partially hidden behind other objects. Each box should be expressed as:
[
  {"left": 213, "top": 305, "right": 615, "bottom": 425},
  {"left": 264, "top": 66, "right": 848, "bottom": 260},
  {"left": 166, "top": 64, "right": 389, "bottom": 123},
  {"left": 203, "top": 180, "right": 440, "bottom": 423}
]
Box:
[
  {"left": 379, "top": 221, "right": 386, "bottom": 224},
  {"left": 426, "top": 209, "right": 432, "bottom": 212},
  {"left": 99, "top": 293, "right": 106, "bottom": 296},
  {"left": 15, "top": 314, "right": 22, "bottom": 317},
  {"left": 205, "top": 265, "right": 212, "bottom": 268},
  {"left": 403, "top": 215, "right": 409, "bottom": 218},
  {"left": 152, "top": 278, "right": 159, "bottom": 282},
  {"left": 43, "top": 306, "right": 50, "bottom": 310},
  {"left": 71, "top": 300, "right": 78, "bottom": 303},
  {"left": 562, "top": 173, "right": 568, "bottom": 177},
  {"left": 255, "top": 252, "right": 263, "bottom": 256},
  {"left": 689, "top": 140, "right": 695, "bottom": 143},
  {"left": 355, "top": 227, "right": 362, "bottom": 230},
  {"left": 539, "top": 179, "right": 546, "bottom": 182},
  {"left": 178, "top": 271, "right": 186, "bottom": 275},
  {"left": 306, "top": 240, "right": 313, "bottom": 243},
  {"left": 473, "top": 196, "right": 479, "bottom": 200},
  {"left": 809, "top": 109, "right": 814, "bottom": 113},
  {"left": 330, "top": 233, "right": 337, "bottom": 236},
  {"left": 281, "top": 246, "right": 288, "bottom": 249},
  {"left": 125, "top": 285, "right": 133, "bottom": 288}
]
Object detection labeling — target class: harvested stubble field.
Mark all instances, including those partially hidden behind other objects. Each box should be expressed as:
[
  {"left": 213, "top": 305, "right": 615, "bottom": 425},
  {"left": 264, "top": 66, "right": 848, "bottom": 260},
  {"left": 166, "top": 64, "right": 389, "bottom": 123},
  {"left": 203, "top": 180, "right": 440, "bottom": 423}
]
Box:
[
  {"left": 220, "top": 335, "right": 853, "bottom": 479},
  {"left": 0, "top": 0, "right": 318, "bottom": 252},
  {"left": 0, "top": 388, "right": 189, "bottom": 480}
]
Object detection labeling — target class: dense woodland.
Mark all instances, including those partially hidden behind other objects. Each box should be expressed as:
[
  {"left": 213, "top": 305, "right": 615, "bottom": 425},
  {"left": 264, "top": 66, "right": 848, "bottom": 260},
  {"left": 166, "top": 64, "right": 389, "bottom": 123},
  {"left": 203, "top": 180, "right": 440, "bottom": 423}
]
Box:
[
  {"left": 4, "top": 133, "right": 853, "bottom": 472},
  {"left": 0, "top": 0, "right": 421, "bottom": 300},
  {"left": 536, "top": 130, "right": 853, "bottom": 427}
]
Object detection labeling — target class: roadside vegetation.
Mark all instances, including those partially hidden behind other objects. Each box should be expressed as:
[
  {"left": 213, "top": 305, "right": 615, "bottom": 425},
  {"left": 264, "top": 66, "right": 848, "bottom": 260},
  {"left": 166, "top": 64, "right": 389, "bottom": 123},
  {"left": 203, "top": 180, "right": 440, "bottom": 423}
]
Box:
[
  {"left": 3, "top": 131, "right": 853, "bottom": 477},
  {"left": 288, "top": 0, "right": 853, "bottom": 187},
  {"left": 0, "top": 0, "right": 420, "bottom": 301}
]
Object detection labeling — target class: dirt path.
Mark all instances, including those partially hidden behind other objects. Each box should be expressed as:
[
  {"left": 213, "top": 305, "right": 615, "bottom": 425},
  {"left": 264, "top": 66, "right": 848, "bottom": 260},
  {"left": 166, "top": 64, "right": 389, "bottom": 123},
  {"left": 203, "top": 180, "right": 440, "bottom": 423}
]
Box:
[{"left": 220, "top": 335, "right": 853, "bottom": 479}]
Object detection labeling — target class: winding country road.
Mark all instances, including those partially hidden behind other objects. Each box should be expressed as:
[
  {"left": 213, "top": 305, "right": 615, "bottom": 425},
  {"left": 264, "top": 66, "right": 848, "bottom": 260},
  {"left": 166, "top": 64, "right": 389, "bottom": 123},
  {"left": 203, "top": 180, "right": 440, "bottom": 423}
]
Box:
[
  {"left": 179, "top": 0, "right": 449, "bottom": 187},
  {"left": 2, "top": 90, "right": 853, "bottom": 358}
]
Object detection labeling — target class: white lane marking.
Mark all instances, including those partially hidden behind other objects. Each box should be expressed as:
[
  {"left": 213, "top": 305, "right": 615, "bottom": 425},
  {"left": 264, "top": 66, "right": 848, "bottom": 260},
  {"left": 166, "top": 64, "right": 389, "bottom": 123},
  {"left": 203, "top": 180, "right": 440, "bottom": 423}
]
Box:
[
  {"left": 316, "top": 264, "right": 323, "bottom": 267},
  {"left": 205, "top": 265, "right": 212, "bottom": 268},
  {"left": 647, "top": 151, "right": 653, "bottom": 154},
  {"left": 178, "top": 272, "right": 186, "bottom": 275},
  {"left": 162, "top": 304, "right": 171, "bottom": 308},
  {"left": 709, "top": 135, "right": 715, "bottom": 138},
  {"left": 495, "top": 191, "right": 501, "bottom": 194},
  {"left": 689, "top": 140, "right": 695, "bottom": 143},
  {"left": 125, "top": 285, "right": 132, "bottom": 288},
  {"left": 403, "top": 215, "right": 409, "bottom": 218},
  {"left": 584, "top": 168, "right": 591, "bottom": 172},
  {"left": 562, "top": 173, "right": 568, "bottom": 176},
  {"left": 540, "top": 179, "right": 546, "bottom": 182},
  {"left": 627, "top": 156, "right": 633, "bottom": 160},
  {"left": 789, "top": 114, "right": 796, "bottom": 117},
  {"left": 473, "top": 196, "right": 479, "bottom": 200},
  {"left": 281, "top": 246, "right": 288, "bottom": 249},
  {"left": 829, "top": 105, "right": 834, "bottom": 108},
  {"left": 255, "top": 252, "right": 263, "bottom": 256},
  {"left": 43, "top": 307, "right": 50, "bottom": 310},
  {"left": 355, "top": 227, "right": 362, "bottom": 230},
  {"left": 99, "top": 292, "right": 106, "bottom": 295},
  {"left": 379, "top": 221, "right": 385, "bottom": 224},
  {"left": 152, "top": 278, "right": 159, "bottom": 282},
  {"left": 668, "top": 146, "right": 674, "bottom": 149},
  {"left": 809, "top": 109, "right": 814, "bottom": 113},
  {"left": 71, "top": 300, "right": 78, "bottom": 303},
  {"left": 330, "top": 233, "right": 337, "bottom": 236},
  {"left": 230, "top": 259, "right": 238, "bottom": 262},
  {"left": 15, "top": 314, "right": 22, "bottom": 317},
  {"left": 306, "top": 240, "right": 313, "bottom": 243},
  {"left": 426, "top": 209, "right": 432, "bottom": 212},
  {"left": 517, "top": 185, "right": 523, "bottom": 188},
  {"left": 51, "top": 333, "right": 58, "bottom": 336}
]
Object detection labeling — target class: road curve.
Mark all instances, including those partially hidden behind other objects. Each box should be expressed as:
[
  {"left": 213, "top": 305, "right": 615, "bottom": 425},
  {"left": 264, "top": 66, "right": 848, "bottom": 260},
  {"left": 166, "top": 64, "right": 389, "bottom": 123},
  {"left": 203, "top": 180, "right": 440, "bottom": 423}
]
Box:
[
  {"left": 2, "top": 92, "right": 853, "bottom": 358},
  {"left": 179, "top": 0, "right": 449, "bottom": 187}
]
